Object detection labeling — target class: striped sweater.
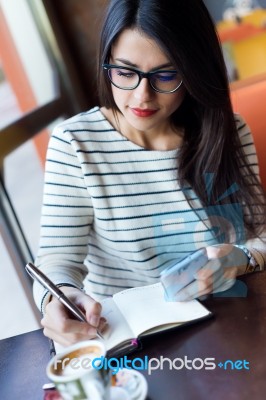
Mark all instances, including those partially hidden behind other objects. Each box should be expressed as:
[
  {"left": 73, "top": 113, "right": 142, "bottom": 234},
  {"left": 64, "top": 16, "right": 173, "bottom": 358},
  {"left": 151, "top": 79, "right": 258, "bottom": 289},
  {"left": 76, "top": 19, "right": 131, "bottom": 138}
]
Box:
[{"left": 33, "top": 107, "right": 265, "bottom": 309}]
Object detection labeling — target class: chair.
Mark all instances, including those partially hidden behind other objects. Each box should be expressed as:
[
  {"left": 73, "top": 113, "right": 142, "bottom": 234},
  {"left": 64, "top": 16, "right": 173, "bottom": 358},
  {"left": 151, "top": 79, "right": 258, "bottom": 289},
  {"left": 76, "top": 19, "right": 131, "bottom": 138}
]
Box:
[
  {"left": 231, "top": 31, "right": 266, "bottom": 79},
  {"left": 230, "top": 73, "right": 266, "bottom": 190},
  {"left": 241, "top": 9, "right": 266, "bottom": 28},
  {"left": 218, "top": 23, "right": 265, "bottom": 43}
]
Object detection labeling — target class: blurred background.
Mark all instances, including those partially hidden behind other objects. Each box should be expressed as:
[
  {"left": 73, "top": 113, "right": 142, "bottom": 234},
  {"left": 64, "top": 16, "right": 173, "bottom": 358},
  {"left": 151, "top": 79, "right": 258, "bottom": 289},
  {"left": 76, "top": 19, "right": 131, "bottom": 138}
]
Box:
[{"left": 1, "top": 0, "right": 266, "bottom": 340}]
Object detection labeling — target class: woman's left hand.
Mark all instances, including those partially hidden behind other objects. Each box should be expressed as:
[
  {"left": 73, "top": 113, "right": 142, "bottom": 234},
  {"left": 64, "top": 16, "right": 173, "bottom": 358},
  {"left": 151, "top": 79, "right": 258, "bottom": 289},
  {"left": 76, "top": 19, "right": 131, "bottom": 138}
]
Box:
[{"left": 174, "top": 244, "right": 248, "bottom": 301}]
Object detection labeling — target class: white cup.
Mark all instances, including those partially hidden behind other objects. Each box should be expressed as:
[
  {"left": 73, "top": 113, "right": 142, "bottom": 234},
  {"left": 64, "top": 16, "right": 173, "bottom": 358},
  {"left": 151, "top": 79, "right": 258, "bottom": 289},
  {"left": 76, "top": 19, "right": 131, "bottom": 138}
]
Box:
[{"left": 46, "top": 340, "right": 111, "bottom": 400}]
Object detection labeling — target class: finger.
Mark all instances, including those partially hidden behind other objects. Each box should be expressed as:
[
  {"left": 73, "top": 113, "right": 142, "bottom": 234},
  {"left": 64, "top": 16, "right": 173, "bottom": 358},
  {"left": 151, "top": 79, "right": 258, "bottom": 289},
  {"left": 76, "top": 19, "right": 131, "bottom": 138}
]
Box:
[
  {"left": 175, "top": 262, "right": 225, "bottom": 301},
  {"left": 85, "top": 300, "right": 102, "bottom": 328},
  {"left": 42, "top": 311, "right": 100, "bottom": 340},
  {"left": 173, "top": 279, "right": 210, "bottom": 301},
  {"left": 206, "top": 244, "right": 233, "bottom": 259},
  {"left": 223, "top": 265, "right": 238, "bottom": 280},
  {"left": 192, "top": 268, "right": 235, "bottom": 298},
  {"left": 43, "top": 316, "right": 97, "bottom": 336},
  {"left": 209, "top": 264, "right": 236, "bottom": 293},
  {"left": 45, "top": 295, "right": 89, "bottom": 323},
  {"left": 43, "top": 325, "right": 99, "bottom": 347},
  {"left": 197, "top": 268, "right": 234, "bottom": 297},
  {"left": 43, "top": 302, "right": 96, "bottom": 336},
  {"left": 206, "top": 245, "right": 248, "bottom": 269},
  {"left": 195, "top": 259, "right": 222, "bottom": 280},
  {"left": 212, "top": 274, "right": 236, "bottom": 293},
  {"left": 98, "top": 317, "right": 108, "bottom": 333},
  {"left": 45, "top": 294, "right": 103, "bottom": 332},
  {"left": 176, "top": 259, "right": 238, "bottom": 300},
  {"left": 198, "top": 294, "right": 209, "bottom": 301},
  {"left": 197, "top": 261, "right": 237, "bottom": 290}
]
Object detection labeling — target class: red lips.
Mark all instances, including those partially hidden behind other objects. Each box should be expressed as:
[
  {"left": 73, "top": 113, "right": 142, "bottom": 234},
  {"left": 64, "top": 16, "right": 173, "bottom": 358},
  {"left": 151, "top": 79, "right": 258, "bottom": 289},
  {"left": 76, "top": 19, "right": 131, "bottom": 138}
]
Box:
[{"left": 131, "top": 108, "right": 158, "bottom": 117}]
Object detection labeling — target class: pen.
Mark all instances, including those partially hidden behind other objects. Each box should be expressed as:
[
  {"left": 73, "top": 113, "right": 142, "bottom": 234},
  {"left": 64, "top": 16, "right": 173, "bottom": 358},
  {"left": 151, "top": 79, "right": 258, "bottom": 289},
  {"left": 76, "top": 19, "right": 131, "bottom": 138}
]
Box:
[{"left": 25, "top": 262, "right": 104, "bottom": 340}]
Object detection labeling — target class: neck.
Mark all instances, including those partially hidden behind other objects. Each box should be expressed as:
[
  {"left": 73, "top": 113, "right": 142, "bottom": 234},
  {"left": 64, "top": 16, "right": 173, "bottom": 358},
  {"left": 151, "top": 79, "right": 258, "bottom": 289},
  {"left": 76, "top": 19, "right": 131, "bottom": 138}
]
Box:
[
  {"left": 102, "top": 107, "right": 183, "bottom": 151},
  {"left": 121, "top": 123, "right": 183, "bottom": 150}
]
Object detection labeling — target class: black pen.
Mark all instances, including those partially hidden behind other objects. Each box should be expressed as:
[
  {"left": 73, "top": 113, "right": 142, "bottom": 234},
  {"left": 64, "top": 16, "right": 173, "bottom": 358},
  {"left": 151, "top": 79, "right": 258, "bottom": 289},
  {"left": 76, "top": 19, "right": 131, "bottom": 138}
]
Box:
[{"left": 25, "top": 262, "right": 104, "bottom": 340}]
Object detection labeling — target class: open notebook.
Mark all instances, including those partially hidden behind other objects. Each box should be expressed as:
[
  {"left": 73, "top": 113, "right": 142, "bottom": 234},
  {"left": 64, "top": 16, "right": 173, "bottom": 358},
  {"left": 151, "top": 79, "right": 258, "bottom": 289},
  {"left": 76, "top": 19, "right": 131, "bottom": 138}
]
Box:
[
  {"left": 99, "top": 282, "right": 212, "bottom": 356},
  {"left": 54, "top": 283, "right": 212, "bottom": 356}
]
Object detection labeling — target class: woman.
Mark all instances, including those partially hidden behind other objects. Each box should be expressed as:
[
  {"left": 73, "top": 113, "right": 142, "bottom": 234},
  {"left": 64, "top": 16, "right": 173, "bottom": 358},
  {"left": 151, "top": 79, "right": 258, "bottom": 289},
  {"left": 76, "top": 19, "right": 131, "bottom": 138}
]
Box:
[{"left": 35, "top": 0, "right": 266, "bottom": 346}]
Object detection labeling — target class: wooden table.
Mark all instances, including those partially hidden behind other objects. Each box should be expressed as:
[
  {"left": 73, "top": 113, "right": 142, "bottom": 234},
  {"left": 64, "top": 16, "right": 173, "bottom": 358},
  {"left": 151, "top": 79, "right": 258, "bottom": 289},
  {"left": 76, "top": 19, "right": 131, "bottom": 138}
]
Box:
[{"left": 1, "top": 272, "right": 266, "bottom": 400}]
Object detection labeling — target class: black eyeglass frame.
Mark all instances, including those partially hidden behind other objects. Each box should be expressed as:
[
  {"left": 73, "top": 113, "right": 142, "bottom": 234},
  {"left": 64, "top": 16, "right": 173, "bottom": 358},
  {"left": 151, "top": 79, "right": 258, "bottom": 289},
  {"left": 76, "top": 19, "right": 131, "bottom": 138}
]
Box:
[{"left": 102, "top": 64, "right": 183, "bottom": 94}]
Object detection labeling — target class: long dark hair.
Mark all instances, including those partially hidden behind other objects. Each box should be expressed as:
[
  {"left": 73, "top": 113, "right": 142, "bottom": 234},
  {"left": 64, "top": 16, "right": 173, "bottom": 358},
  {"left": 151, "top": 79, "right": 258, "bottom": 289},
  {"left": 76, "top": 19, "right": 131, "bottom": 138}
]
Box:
[{"left": 98, "top": 0, "right": 265, "bottom": 241}]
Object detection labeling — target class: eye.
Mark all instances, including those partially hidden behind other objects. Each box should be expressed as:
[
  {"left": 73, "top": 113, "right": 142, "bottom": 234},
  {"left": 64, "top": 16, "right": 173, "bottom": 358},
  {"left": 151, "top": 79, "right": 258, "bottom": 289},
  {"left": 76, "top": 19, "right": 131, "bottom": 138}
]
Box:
[
  {"left": 155, "top": 72, "right": 177, "bottom": 82},
  {"left": 115, "top": 69, "right": 136, "bottom": 79}
]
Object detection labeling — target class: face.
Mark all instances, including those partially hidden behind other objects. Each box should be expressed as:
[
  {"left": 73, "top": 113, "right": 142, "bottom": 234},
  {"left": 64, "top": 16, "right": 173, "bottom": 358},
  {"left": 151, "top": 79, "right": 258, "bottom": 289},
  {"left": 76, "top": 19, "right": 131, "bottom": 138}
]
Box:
[{"left": 109, "top": 28, "right": 186, "bottom": 138}]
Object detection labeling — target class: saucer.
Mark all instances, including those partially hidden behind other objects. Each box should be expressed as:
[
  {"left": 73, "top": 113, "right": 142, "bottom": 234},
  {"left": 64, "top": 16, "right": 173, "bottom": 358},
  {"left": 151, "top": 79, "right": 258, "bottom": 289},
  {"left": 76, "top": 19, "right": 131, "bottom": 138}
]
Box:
[
  {"left": 110, "top": 386, "right": 130, "bottom": 400},
  {"left": 111, "top": 369, "right": 148, "bottom": 400}
]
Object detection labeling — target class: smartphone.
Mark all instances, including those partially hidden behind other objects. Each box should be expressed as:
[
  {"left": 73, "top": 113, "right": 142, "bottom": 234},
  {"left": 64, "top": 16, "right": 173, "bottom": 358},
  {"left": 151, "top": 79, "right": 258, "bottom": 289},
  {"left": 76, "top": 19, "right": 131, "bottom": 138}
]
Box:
[{"left": 160, "top": 248, "right": 208, "bottom": 301}]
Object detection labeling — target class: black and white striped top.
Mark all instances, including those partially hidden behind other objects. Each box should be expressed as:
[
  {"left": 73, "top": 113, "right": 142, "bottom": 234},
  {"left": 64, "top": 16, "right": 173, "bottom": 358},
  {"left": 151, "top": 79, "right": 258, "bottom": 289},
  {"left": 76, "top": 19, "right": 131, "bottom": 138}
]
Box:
[{"left": 33, "top": 107, "right": 265, "bottom": 309}]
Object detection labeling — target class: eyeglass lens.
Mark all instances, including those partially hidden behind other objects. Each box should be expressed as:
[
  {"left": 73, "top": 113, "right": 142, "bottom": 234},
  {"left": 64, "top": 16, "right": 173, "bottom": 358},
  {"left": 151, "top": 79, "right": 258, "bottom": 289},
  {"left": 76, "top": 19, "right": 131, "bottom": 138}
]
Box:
[{"left": 108, "top": 67, "right": 182, "bottom": 92}]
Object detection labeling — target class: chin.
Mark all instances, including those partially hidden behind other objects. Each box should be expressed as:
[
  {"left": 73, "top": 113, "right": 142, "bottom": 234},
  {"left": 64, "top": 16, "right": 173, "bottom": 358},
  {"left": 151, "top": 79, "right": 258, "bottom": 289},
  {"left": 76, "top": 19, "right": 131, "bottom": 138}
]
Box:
[{"left": 127, "top": 117, "right": 158, "bottom": 132}]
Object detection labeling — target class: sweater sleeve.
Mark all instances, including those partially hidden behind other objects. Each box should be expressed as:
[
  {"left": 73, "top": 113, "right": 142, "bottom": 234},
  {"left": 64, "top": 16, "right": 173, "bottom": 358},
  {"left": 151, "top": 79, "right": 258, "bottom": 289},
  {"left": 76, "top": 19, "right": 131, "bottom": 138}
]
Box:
[
  {"left": 235, "top": 114, "right": 266, "bottom": 269},
  {"left": 33, "top": 124, "right": 94, "bottom": 311}
]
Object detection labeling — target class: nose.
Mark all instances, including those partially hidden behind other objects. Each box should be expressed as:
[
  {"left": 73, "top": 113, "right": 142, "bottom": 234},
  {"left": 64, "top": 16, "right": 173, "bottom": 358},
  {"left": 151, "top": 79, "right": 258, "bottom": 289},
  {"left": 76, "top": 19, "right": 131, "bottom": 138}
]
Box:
[{"left": 133, "top": 78, "right": 153, "bottom": 102}]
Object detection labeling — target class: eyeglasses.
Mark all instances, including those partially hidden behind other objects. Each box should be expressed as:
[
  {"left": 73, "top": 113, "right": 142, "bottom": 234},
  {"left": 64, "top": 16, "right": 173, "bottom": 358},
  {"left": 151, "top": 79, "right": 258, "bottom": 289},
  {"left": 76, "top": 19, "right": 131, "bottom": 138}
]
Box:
[{"left": 102, "top": 64, "right": 183, "bottom": 94}]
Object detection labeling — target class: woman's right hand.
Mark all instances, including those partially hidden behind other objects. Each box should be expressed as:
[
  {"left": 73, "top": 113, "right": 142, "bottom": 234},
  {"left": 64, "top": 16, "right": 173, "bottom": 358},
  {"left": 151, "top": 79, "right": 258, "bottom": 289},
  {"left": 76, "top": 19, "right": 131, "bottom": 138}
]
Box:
[{"left": 41, "top": 286, "right": 107, "bottom": 346}]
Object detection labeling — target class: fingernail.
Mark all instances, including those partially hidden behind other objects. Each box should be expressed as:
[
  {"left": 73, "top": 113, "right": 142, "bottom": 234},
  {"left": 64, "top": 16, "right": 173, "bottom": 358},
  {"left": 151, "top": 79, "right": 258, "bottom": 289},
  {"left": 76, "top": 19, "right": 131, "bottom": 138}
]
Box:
[
  {"left": 100, "top": 320, "right": 108, "bottom": 329},
  {"left": 89, "top": 315, "right": 100, "bottom": 327},
  {"left": 99, "top": 322, "right": 108, "bottom": 334}
]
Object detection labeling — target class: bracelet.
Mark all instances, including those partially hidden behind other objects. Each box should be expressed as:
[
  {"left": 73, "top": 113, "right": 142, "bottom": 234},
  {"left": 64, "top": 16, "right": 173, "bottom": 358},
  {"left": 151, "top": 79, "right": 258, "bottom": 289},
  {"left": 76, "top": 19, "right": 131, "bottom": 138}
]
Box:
[
  {"left": 56, "top": 283, "right": 82, "bottom": 290},
  {"left": 235, "top": 245, "right": 260, "bottom": 273}
]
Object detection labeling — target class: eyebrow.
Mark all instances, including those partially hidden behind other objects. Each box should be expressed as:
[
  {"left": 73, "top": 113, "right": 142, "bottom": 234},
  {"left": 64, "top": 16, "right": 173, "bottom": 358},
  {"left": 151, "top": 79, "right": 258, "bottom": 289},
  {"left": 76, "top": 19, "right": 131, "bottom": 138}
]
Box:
[{"left": 114, "top": 58, "right": 174, "bottom": 70}]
